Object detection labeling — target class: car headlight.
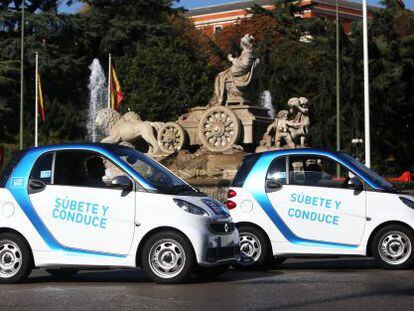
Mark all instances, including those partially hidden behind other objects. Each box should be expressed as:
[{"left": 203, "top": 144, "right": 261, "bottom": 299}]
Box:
[
  {"left": 201, "top": 198, "right": 230, "bottom": 217},
  {"left": 400, "top": 197, "right": 414, "bottom": 209},
  {"left": 173, "top": 199, "right": 210, "bottom": 217}
]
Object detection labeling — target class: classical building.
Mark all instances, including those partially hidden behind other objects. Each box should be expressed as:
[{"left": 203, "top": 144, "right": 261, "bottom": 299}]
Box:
[{"left": 187, "top": 0, "right": 375, "bottom": 36}]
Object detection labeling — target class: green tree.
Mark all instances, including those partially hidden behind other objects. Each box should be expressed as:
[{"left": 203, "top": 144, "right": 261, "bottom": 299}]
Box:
[{"left": 0, "top": 60, "right": 19, "bottom": 141}]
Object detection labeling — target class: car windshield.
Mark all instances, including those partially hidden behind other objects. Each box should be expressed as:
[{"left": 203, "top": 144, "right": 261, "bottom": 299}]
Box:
[
  {"left": 110, "top": 146, "right": 197, "bottom": 195},
  {"left": 340, "top": 153, "right": 396, "bottom": 192}
]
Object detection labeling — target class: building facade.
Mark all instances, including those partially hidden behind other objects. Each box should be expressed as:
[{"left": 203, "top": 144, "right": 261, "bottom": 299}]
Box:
[{"left": 187, "top": 0, "right": 375, "bottom": 36}]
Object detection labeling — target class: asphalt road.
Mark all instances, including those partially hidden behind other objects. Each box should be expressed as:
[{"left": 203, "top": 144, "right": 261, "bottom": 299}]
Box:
[{"left": 1, "top": 258, "right": 413, "bottom": 311}]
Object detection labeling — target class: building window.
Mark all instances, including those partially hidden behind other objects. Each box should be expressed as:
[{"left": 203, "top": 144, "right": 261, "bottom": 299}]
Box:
[{"left": 214, "top": 25, "right": 223, "bottom": 35}]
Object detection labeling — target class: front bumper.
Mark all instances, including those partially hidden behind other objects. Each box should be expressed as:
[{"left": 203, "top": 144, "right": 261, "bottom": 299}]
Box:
[
  {"left": 203, "top": 245, "right": 240, "bottom": 265},
  {"left": 196, "top": 228, "right": 241, "bottom": 267}
]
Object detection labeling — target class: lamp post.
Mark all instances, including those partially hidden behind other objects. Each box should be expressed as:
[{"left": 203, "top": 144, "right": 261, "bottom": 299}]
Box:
[
  {"left": 336, "top": 0, "right": 340, "bottom": 155},
  {"left": 19, "top": 1, "right": 25, "bottom": 150},
  {"left": 336, "top": 0, "right": 341, "bottom": 177},
  {"left": 362, "top": 0, "right": 371, "bottom": 167},
  {"left": 351, "top": 138, "right": 364, "bottom": 161}
]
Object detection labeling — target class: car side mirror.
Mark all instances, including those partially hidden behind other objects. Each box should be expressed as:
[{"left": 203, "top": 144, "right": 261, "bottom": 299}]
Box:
[
  {"left": 111, "top": 176, "right": 133, "bottom": 191},
  {"left": 347, "top": 177, "right": 363, "bottom": 191},
  {"left": 266, "top": 180, "right": 283, "bottom": 193}
]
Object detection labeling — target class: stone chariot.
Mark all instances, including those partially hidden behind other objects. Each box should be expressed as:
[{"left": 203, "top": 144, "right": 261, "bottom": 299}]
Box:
[{"left": 157, "top": 105, "right": 273, "bottom": 153}]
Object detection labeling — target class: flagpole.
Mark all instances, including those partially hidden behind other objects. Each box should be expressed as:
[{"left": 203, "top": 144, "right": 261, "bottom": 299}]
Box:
[
  {"left": 107, "top": 53, "right": 111, "bottom": 109},
  {"left": 35, "top": 52, "right": 38, "bottom": 147},
  {"left": 19, "top": 1, "right": 25, "bottom": 150},
  {"left": 363, "top": 0, "right": 371, "bottom": 167},
  {"left": 336, "top": 0, "right": 341, "bottom": 177}
]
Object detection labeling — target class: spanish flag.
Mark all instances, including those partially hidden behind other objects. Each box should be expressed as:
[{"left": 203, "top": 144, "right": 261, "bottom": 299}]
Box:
[
  {"left": 396, "top": 0, "right": 405, "bottom": 9},
  {"left": 37, "top": 73, "right": 46, "bottom": 121},
  {"left": 109, "top": 64, "right": 124, "bottom": 111}
]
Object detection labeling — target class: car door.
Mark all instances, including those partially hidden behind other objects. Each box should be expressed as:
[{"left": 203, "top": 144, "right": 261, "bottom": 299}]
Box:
[
  {"left": 28, "top": 149, "right": 136, "bottom": 255},
  {"left": 265, "top": 154, "right": 366, "bottom": 247}
]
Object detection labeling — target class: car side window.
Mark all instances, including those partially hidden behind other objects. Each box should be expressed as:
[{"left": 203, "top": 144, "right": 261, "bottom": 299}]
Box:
[
  {"left": 288, "top": 155, "right": 355, "bottom": 189},
  {"left": 30, "top": 153, "right": 54, "bottom": 184},
  {"left": 266, "top": 157, "right": 287, "bottom": 185},
  {"left": 232, "top": 154, "right": 260, "bottom": 187},
  {"left": 53, "top": 150, "right": 127, "bottom": 189}
]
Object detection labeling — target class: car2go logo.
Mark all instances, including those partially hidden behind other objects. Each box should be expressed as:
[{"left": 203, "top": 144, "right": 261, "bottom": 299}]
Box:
[{"left": 11, "top": 177, "right": 25, "bottom": 188}]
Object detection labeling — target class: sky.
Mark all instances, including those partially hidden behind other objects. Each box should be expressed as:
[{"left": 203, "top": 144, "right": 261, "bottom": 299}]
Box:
[{"left": 60, "top": 0, "right": 414, "bottom": 14}]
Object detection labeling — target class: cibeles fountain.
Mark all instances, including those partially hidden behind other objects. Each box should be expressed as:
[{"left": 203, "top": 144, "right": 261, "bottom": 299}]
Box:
[{"left": 92, "top": 34, "right": 311, "bottom": 188}]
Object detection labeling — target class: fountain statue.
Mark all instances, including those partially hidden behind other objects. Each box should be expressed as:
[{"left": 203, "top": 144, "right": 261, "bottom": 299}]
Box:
[
  {"left": 87, "top": 59, "right": 107, "bottom": 142},
  {"left": 95, "top": 108, "right": 164, "bottom": 155},
  {"left": 91, "top": 34, "right": 311, "bottom": 187},
  {"left": 257, "top": 97, "right": 310, "bottom": 151},
  {"left": 209, "top": 34, "right": 259, "bottom": 106}
]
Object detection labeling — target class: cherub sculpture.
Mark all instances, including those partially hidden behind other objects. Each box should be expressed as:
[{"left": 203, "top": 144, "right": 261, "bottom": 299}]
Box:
[
  {"left": 262, "top": 110, "right": 295, "bottom": 149},
  {"left": 259, "top": 97, "right": 310, "bottom": 149},
  {"left": 287, "top": 97, "right": 310, "bottom": 148}
]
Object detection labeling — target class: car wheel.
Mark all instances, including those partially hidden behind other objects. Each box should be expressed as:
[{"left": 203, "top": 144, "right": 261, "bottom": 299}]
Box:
[
  {"left": 0, "top": 233, "right": 33, "bottom": 284},
  {"left": 234, "top": 225, "right": 271, "bottom": 271},
  {"left": 142, "top": 231, "right": 195, "bottom": 284},
  {"left": 46, "top": 268, "right": 79, "bottom": 278},
  {"left": 372, "top": 225, "right": 414, "bottom": 270},
  {"left": 194, "top": 264, "right": 229, "bottom": 280}
]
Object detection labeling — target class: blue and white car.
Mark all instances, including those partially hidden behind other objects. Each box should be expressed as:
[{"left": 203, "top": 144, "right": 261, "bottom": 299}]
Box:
[
  {"left": 0, "top": 144, "right": 239, "bottom": 284},
  {"left": 227, "top": 149, "right": 414, "bottom": 270}
]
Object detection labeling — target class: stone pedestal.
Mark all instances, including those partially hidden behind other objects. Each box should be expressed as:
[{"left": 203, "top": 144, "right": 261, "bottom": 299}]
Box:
[{"left": 160, "top": 149, "right": 246, "bottom": 183}]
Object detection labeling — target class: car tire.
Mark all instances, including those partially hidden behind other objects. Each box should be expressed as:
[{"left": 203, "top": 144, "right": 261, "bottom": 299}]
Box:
[
  {"left": 142, "top": 231, "right": 195, "bottom": 284},
  {"left": 234, "top": 225, "right": 272, "bottom": 271},
  {"left": 372, "top": 225, "right": 414, "bottom": 270},
  {"left": 194, "top": 264, "right": 229, "bottom": 280},
  {"left": 0, "top": 232, "right": 33, "bottom": 284},
  {"left": 46, "top": 268, "right": 79, "bottom": 278}
]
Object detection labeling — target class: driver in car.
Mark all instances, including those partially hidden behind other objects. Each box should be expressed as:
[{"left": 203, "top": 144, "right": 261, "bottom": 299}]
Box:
[{"left": 84, "top": 156, "right": 107, "bottom": 188}]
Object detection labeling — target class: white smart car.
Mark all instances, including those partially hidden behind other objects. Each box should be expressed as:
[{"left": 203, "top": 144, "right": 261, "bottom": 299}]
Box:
[
  {"left": 0, "top": 144, "right": 239, "bottom": 284},
  {"left": 227, "top": 149, "right": 414, "bottom": 270}
]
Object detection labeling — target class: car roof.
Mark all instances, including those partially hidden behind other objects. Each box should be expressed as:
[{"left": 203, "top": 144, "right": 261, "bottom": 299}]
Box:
[
  {"left": 257, "top": 148, "right": 341, "bottom": 158},
  {"left": 24, "top": 143, "right": 123, "bottom": 153}
]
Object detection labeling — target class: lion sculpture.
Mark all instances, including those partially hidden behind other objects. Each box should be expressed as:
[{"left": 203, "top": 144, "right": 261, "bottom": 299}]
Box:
[{"left": 95, "top": 108, "right": 163, "bottom": 154}]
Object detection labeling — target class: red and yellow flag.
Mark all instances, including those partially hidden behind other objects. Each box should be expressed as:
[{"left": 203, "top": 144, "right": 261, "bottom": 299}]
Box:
[
  {"left": 396, "top": 0, "right": 405, "bottom": 9},
  {"left": 37, "top": 73, "right": 46, "bottom": 122},
  {"left": 109, "top": 64, "right": 124, "bottom": 111}
]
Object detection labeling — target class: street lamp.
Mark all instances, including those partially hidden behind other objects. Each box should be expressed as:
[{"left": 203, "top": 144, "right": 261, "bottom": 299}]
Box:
[
  {"left": 362, "top": 0, "right": 371, "bottom": 167},
  {"left": 336, "top": 0, "right": 340, "bottom": 155},
  {"left": 351, "top": 138, "right": 364, "bottom": 162},
  {"left": 19, "top": 1, "right": 25, "bottom": 150},
  {"left": 336, "top": 0, "right": 341, "bottom": 178}
]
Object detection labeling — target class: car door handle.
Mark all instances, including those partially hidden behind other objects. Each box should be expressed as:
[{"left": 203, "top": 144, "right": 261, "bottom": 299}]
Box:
[
  {"left": 266, "top": 180, "right": 283, "bottom": 192},
  {"left": 28, "top": 179, "right": 46, "bottom": 194}
]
